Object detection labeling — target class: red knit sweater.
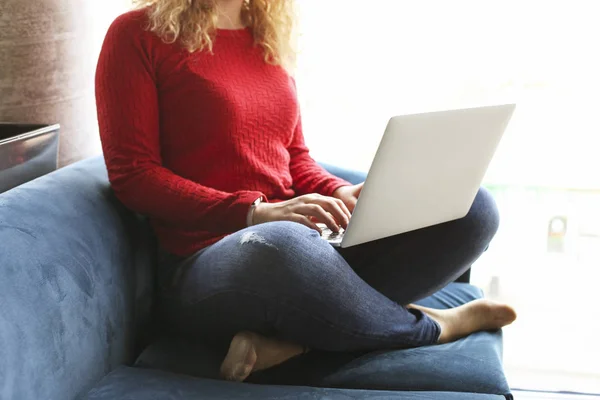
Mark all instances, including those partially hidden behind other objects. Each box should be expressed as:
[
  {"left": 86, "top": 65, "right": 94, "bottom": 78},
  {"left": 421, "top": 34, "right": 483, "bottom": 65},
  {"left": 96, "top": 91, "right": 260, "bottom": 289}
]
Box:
[{"left": 95, "top": 10, "right": 350, "bottom": 256}]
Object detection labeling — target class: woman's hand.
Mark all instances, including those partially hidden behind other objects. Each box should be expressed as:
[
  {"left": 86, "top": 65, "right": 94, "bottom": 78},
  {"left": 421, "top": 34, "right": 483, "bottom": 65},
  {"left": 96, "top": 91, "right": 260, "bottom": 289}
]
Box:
[
  {"left": 332, "top": 183, "right": 364, "bottom": 213},
  {"left": 253, "top": 194, "right": 352, "bottom": 233}
]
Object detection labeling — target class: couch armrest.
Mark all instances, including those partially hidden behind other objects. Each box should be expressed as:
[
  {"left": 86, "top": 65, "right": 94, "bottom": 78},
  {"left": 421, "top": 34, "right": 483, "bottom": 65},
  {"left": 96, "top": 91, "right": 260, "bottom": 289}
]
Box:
[
  {"left": 319, "top": 162, "right": 367, "bottom": 185},
  {"left": 0, "top": 157, "right": 155, "bottom": 400}
]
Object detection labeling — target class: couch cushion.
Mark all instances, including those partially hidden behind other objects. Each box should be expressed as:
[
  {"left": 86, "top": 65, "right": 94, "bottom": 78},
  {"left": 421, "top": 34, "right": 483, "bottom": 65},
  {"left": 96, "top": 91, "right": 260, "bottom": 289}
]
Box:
[
  {"left": 0, "top": 157, "right": 156, "bottom": 400},
  {"left": 136, "top": 283, "right": 510, "bottom": 397},
  {"left": 84, "top": 366, "right": 505, "bottom": 400}
]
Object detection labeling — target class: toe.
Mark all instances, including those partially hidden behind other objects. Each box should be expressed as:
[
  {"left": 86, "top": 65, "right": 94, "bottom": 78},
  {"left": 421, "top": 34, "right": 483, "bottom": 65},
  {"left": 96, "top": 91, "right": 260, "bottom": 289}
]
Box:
[{"left": 498, "top": 304, "right": 517, "bottom": 325}]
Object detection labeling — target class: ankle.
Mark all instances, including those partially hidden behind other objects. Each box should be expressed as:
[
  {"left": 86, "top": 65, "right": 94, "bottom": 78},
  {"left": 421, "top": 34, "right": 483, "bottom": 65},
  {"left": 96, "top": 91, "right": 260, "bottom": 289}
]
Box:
[{"left": 432, "top": 315, "right": 453, "bottom": 344}]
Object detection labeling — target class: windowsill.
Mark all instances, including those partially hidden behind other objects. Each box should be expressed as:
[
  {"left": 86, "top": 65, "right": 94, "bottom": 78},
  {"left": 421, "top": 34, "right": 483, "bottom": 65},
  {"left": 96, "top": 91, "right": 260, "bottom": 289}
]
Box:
[
  {"left": 513, "top": 390, "right": 600, "bottom": 400},
  {"left": 508, "top": 365, "right": 600, "bottom": 395}
]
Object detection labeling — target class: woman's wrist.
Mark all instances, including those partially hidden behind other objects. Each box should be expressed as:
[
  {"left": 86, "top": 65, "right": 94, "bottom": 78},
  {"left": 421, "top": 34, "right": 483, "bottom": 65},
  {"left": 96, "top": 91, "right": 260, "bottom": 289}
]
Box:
[
  {"left": 247, "top": 197, "right": 269, "bottom": 226},
  {"left": 246, "top": 197, "right": 262, "bottom": 226},
  {"left": 332, "top": 185, "right": 347, "bottom": 199},
  {"left": 252, "top": 202, "right": 263, "bottom": 225}
]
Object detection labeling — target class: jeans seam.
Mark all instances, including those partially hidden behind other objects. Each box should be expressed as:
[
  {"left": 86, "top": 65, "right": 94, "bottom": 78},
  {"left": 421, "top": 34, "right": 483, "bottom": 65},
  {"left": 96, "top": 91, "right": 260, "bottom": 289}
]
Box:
[{"left": 177, "top": 288, "right": 431, "bottom": 348}]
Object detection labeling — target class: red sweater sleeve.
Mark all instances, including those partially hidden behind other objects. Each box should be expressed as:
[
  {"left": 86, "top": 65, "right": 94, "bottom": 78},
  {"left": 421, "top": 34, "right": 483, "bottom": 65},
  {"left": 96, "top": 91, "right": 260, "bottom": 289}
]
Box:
[
  {"left": 288, "top": 117, "right": 351, "bottom": 197},
  {"left": 95, "top": 15, "right": 264, "bottom": 233}
]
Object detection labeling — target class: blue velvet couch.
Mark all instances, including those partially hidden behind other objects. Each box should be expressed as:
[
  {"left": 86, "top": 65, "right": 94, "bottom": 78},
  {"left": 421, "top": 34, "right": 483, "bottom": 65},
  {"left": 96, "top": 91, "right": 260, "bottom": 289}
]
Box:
[{"left": 0, "top": 157, "right": 513, "bottom": 399}]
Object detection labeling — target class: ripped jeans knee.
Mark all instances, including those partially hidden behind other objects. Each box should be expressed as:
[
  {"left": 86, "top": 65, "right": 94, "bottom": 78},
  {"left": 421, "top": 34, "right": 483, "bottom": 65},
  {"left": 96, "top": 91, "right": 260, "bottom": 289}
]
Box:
[{"left": 239, "top": 231, "right": 278, "bottom": 249}]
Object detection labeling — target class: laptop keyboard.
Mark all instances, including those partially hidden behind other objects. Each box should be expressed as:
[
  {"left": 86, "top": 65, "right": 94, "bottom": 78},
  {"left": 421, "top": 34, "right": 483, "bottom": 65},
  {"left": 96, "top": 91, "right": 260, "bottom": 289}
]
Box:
[{"left": 320, "top": 226, "right": 345, "bottom": 242}]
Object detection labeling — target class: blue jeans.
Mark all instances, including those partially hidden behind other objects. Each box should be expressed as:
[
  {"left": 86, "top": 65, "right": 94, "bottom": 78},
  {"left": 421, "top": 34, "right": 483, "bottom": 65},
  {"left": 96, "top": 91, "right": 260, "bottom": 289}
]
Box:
[{"left": 158, "top": 188, "right": 499, "bottom": 351}]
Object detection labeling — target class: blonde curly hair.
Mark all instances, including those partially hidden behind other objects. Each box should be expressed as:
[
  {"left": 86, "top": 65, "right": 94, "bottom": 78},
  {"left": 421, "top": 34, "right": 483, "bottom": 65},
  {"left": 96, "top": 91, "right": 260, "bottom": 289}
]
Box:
[{"left": 133, "top": 0, "right": 296, "bottom": 68}]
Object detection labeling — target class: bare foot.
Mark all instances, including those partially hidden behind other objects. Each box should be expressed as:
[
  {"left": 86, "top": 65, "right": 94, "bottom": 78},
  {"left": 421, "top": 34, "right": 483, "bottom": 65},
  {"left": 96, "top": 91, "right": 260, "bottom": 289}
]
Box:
[
  {"left": 409, "top": 299, "right": 517, "bottom": 344},
  {"left": 220, "top": 332, "right": 305, "bottom": 382}
]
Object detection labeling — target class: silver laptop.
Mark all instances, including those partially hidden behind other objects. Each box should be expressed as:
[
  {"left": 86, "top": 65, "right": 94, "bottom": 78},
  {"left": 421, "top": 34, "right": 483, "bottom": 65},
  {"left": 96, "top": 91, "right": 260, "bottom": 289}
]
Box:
[{"left": 321, "top": 104, "right": 516, "bottom": 248}]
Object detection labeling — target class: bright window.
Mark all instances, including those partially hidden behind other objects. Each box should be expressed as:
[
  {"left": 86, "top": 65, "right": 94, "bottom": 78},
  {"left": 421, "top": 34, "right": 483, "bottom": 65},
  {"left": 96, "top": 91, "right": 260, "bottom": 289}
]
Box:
[{"left": 297, "top": 0, "right": 600, "bottom": 393}]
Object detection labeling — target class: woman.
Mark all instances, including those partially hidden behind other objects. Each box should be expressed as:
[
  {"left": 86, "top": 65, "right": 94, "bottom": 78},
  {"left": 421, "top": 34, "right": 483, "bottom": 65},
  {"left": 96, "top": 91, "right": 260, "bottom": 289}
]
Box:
[{"left": 96, "top": 0, "right": 516, "bottom": 382}]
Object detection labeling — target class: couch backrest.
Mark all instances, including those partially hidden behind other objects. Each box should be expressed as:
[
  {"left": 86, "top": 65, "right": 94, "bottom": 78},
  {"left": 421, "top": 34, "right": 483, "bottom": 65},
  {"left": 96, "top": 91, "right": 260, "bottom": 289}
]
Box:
[{"left": 0, "top": 157, "right": 155, "bottom": 400}]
